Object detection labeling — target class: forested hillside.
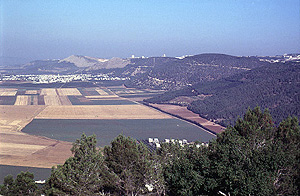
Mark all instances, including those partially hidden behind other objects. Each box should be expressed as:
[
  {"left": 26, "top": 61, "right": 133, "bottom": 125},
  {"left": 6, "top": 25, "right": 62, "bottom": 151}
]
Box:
[
  {"left": 1, "top": 108, "right": 299, "bottom": 195},
  {"left": 146, "top": 62, "right": 300, "bottom": 126},
  {"left": 124, "top": 54, "right": 270, "bottom": 90}
]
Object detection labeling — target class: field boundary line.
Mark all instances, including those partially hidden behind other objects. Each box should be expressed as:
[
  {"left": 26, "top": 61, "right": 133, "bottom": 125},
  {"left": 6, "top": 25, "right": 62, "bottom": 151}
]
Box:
[{"left": 142, "top": 102, "right": 217, "bottom": 136}]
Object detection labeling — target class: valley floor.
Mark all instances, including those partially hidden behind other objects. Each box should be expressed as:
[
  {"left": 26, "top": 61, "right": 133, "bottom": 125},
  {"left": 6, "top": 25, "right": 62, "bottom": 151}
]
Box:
[{"left": 0, "top": 85, "right": 216, "bottom": 171}]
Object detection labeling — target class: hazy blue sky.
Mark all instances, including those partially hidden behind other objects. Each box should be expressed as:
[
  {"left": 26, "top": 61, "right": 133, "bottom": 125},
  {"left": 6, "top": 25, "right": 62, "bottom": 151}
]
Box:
[{"left": 1, "top": 0, "right": 299, "bottom": 61}]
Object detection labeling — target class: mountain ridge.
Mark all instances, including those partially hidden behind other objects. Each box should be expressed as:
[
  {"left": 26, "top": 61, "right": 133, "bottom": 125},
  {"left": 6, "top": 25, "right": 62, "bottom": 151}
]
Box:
[{"left": 145, "top": 61, "right": 300, "bottom": 126}]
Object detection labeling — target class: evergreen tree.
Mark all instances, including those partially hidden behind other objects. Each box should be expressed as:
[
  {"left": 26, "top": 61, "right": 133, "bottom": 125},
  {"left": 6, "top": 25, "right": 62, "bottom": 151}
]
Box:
[
  {"left": 273, "top": 116, "right": 300, "bottom": 195},
  {"left": 104, "top": 134, "right": 163, "bottom": 195},
  {"left": 44, "top": 134, "right": 117, "bottom": 195},
  {"left": 208, "top": 107, "right": 299, "bottom": 195},
  {"left": 0, "top": 172, "right": 37, "bottom": 196}
]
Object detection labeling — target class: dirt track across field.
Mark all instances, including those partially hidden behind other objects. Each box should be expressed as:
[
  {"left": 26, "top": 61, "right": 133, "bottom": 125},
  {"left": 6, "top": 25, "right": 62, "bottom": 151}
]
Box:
[{"left": 149, "top": 103, "right": 225, "bottom": 134}]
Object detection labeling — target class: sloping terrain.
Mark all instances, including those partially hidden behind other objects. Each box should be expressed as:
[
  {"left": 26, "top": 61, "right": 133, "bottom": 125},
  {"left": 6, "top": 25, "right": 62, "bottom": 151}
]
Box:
[
  {"left": 146, "top": 61, "right": 300, "bottom": 126},
  {"left": 124, "top": 54, "right": 270, "bottom": 90},
  {"left": 60, "top": 55, "right": 108, "bottom": 68},
  {"left": 22, "top": 59, "right": 77, "bottom": 74}
]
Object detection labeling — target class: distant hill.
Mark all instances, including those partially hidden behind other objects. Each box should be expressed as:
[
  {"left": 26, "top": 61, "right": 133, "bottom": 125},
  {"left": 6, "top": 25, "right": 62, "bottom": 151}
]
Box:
[
  {"left": 123, "top": 54, "right": 270, "bottom": 90},
  {"left": 60, "top": 55, "right": 108, "bottom": 68},
  {"left": 85, "top": 57, "right": 130, "bottom": 70},
  {"left": 257, "top": 53, "right": 300, "bottom": 63},
  {"left": 145, "top": 61, "right": 300, "bottom": 126},
  {"left": 60, "top": 55, "right": 130, "bottom": 69},
  {"left": 6, "top": 55, "right": 130, "bottom": 74},
  {"left": 22, "top": 59, "right": 77, "bottom": 74}
]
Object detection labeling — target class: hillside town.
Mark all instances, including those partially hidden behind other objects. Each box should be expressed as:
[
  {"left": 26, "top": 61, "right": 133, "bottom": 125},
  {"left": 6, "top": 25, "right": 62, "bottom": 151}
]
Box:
[{"left": 0, "top": 73, "right": 128, "bottom": 84}]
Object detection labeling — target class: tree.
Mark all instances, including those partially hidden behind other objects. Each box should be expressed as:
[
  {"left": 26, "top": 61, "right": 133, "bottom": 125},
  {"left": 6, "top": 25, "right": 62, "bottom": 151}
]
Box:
[
  {"left": 0, "top": 172, "right": 37, "bottom": 196},
  {"left": 162, "top": 143, "right": 199, "bottom": 196},
  {"left": 104, "top": 134, "right": 163, "bottom": 195},
  {"left": 45, "top": 134, "right": 117, "bottom": 195},
  {"left": 0, "top": 174, "right": 15, "bottom": 196},
  {"left": 272, "top": 116, "right": 300, "bottom": 195},
  {"left": 208, "top": 107, "right": 299, "bottom": 196}
]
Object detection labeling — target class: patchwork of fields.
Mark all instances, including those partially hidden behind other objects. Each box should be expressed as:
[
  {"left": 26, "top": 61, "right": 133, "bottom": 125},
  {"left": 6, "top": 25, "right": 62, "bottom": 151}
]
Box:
[{"left": 0, "top": 85, "right": 216, "bottom": 179}]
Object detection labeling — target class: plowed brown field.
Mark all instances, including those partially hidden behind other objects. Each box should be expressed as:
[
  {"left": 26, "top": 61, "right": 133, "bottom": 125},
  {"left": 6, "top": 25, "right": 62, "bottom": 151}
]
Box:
[
  {"left": 149, "top": 103, "right": 225, "bottom": 134},
  {"left": 35, "top": 105, "right": 172, "bottom": 119},
  {"left": 0, "top": 105, "right": 72, "bottom": 168}
]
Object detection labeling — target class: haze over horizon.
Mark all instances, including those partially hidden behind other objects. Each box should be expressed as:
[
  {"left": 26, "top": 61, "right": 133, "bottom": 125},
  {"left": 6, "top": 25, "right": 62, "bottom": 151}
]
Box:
[{"left": 1, "top": 0, "right": 299, "bottom": 64}]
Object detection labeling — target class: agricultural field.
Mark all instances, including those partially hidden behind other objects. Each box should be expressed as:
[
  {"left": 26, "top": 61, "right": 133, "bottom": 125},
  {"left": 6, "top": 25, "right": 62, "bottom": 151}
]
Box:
[
  {"left": 109, "top": 86, "right": 165, "bottom": 101},
  {"left": 22, "top": 119, "right": 215, "bottom": 147},
  {"left": 35, "top": 105, "right": 170, "bottom": 119},
  {"left": 0, "top": 165, "right": 51, "bottom": 184},
  {"left": 0, "top": 85, "right": 216, "bottom": 181},
  {"left": 149, "top": 104, "right": 225, "bottom": 134}
]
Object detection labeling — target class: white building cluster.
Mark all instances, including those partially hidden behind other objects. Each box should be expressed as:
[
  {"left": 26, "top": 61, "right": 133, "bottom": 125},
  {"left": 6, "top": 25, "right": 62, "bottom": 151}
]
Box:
[
  {"left": 147, "top": 137, "right": 208, "bottom": 148},
  {"left": 0, "top": 74, "right": 128, "bottom": 84}
]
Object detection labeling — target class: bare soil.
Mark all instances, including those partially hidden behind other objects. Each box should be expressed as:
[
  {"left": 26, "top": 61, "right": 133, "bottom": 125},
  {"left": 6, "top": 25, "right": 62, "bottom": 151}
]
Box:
[
  {"left": 149, "top": 103, "right": 225, "bottom": 134},
  {"left": 35, "top": 105, "right": 172, "bottom": 120},
  {"left": 0, "top": 105, "right": 72, "bottom": 168}
]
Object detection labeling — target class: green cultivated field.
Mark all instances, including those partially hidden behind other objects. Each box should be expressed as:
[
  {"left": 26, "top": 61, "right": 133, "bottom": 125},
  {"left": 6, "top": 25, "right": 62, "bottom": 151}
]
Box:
[
  {"left": 0, "top": 96, "right": 16, "bottom": 105},
  {"left": 22, "top": 119, "right": 215, "bottom": 146},
  {"left": 0, "top": 165, "right": 51, "bottom": 184},
  {"left": 77, "top": 88, "right": 100, "bottom": 96},
  {"left": 68, "top": 96, "right": 137, "bottom": 105}
]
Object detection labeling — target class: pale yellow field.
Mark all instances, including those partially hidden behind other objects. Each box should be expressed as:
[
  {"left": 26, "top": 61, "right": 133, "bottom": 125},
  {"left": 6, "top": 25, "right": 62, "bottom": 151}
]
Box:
[
  {"left": 9, "top": 120, "right": 22, "bottom": 125},
  {"left": 25, "top": 90, "right": 38, "bottom": 95},
  {"left": 41, "top": 88, "right": 57, "bottom": 96},
  {"left": 0, "top": 142, "right": 47, "bottom": 156},
  {"left": 0, "top": 120, "right": 7, "bottom": 124},
  {"left": 0, "top": 89, "right": 17, "bottom": 96},
  {"left": 35, "top": 105, "right": 172, "bottom": 119},
  {"left": 0, "top": 132, "right": 72, "bottom": 168},
  {"left": 0, "top": 105, "right": 72, "bottom": 168},
  {"left": 14, "top": 95, "right": 30, "bottom": 105},
  {"left": 57, "top": 88, "right": 81, "bottom": 96},
  {"left": 0, "top": 105, "right": 46, "bottom": 132},
  {"left": 44, "top": 95, "right": 61, "bottom": 105},
  {"left": 95, "top": 89, "right": 109, "bottom": 95}
]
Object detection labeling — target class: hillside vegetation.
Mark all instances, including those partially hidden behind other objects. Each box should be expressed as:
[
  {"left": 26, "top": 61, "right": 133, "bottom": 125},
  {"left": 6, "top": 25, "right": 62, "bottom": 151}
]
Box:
[
  {"left": 1, "top": 108, "right": 299, "bottom": 195},
  {"left": 124, "top": 54, "right": 270, "bottom": 90},
  {"left": 146, "top": 62, "right": 300, "bottom": 126}
]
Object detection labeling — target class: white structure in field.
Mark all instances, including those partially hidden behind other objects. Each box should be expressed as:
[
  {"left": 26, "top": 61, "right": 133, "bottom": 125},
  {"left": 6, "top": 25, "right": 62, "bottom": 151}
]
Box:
[{"left": 153, "top": 138, "right": 159, "bottom": 143}]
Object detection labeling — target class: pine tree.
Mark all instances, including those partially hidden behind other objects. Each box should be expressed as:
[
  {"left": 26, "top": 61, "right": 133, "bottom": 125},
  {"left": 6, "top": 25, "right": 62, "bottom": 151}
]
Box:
[
  {"left": 45, "top": 134, "right": 117, "bottom": 195},
  {"left": 103, "top": 134, "right": 162, "bottom": 195}
]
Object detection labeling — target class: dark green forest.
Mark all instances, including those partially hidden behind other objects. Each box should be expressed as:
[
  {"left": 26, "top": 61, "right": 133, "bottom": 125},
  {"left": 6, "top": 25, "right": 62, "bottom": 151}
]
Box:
[
  {"left": 1, "top": 107, "right": 299, "bottom": 196},
  {"left": 146, "top": 62, "right": 300, "bottom": 126}
]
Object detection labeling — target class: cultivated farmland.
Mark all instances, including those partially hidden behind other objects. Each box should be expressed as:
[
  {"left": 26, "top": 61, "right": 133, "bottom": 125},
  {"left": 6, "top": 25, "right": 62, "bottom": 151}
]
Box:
[
  {"left": 23, "top": 119, "right": 216, "bottom": 147},
  {"left": 14, "top": 95, "right": 30, "bottom": 105},
  {"left": 0, "top": 85, "right": 216, "bottom": 175},
  {"left": 0, "top": 89, "right": 18, "bottom": 96},
  {"left": 56, "top": 88, "right": 82, "bottom": 96},
  {"left": 0, "top": 104, "right": 72, "bottom": 169},
  {"left": 35, "top": 105, "right": 171, "bottom": 119}
]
